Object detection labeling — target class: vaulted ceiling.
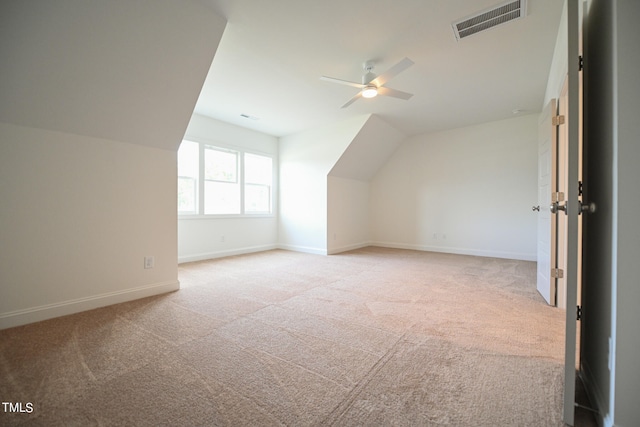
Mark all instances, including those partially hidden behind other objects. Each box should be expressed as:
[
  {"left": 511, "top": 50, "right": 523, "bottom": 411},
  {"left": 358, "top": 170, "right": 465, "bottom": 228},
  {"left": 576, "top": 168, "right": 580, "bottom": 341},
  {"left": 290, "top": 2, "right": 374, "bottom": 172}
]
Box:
[
  {"left": 0, "top": 0, "right": 226, "bottom": 150},
  {"left": 196, "top": 0, "right": 564, "bottom": 137}
]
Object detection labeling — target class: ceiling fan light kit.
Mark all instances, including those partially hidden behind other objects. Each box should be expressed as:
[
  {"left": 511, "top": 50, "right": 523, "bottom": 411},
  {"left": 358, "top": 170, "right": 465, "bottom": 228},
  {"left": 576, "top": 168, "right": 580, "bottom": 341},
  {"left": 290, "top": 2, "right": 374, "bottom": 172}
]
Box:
[
  {"left": 362, "top": 85, "right": 378, "bottom": 98},
  {"left": 320, "top": 57, "right": 414, "bottom": 108}
]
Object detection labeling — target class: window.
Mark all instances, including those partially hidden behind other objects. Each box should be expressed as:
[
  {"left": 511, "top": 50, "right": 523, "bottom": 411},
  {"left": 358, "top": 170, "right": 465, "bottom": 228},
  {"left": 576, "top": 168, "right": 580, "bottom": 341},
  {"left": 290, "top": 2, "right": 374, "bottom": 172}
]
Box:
[
  {"left": 244, "top": 152, "right": 273, "bottom": 213},
  {"left": 177, "top": 140, "right": 273, "bottom": 216},
  {"left": 204, "top": 147, "right": 240, "bottom": 214}
]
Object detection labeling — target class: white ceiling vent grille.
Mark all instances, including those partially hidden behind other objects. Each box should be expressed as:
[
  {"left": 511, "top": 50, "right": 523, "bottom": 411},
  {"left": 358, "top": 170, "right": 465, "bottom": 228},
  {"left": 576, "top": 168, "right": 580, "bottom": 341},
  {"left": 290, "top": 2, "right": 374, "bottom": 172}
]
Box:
[{"left": 452, "top": 0, "right": 527, "bottom": 41}]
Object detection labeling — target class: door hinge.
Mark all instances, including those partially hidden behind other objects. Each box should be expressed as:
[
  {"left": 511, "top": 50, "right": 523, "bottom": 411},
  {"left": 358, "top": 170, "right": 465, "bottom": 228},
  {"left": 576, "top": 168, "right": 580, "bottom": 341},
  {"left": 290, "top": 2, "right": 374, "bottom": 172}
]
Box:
[
  {"left": 552, "top": 192, "right": 565, "bottom": 203},
  {"left": 579, "top": 181, "right": 584, "bottom": 196},
  {"left": 579, "top": 55, "right": 584, "bottom": 71},
  {"left": 552, "top": 115, "right": 566, "bottom": 126},
  {"left": 551, "top": 268, "right": 564, "bottom": 279},
  {"left": 577, "top": 305, "right": 583, "bottom": 321}
]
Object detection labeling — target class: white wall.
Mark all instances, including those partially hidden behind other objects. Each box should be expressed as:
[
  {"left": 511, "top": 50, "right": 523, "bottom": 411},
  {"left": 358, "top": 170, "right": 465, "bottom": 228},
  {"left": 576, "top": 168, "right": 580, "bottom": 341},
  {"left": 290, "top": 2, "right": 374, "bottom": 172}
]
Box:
[
  {"left": 278, "top": 115, "right": 369, "bottom": 254},
  {"left": 543, "top": 0, "right": 569, "bottom": 109},
  {"left": 0, "top": 1, "right": 225, "bottom": 328},
  {"left": 371, "top": 114, "right": 539, "bottom": 261},
  {"left": 0, "top": 123, "right": 178, "bottom": 328},
  {"left": 327, "top": 115, "right": 405, "bottom": 254},
  {"left": 327, "top": 177, "right": 370, "bottom": 254},
  {"left": 178, "top": 114, "right": 279, "bottom": 263}
]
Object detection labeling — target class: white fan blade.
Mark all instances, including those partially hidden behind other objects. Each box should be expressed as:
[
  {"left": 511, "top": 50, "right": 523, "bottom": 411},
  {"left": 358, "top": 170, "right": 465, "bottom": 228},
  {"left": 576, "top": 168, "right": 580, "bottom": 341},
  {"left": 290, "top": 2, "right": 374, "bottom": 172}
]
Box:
[
  {"left": 371, "top": 57, "right": 414, "bottom": 87},
  {"left": 377, "top": 86, "right": 413, "bottom": 100},
  {"left": 320, "top": 76, "right": 365, "bottom": 89},
  {"left": 341, "top": 92, "right": 362, "bottom": 108}
]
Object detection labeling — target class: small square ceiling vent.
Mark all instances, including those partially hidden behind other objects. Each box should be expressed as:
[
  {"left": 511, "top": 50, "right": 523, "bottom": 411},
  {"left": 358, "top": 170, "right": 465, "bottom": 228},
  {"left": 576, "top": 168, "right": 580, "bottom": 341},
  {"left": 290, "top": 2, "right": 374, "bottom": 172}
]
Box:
[{"left": 452, "top": 0, "right": 527, "bottom": 41}]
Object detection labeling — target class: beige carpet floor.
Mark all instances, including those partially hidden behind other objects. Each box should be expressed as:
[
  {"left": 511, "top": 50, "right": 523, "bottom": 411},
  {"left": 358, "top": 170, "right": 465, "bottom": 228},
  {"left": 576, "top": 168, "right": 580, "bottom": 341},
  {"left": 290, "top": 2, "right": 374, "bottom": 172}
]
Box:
[{"left": 1, "top": 247, "right": 570, "bottom": 426}]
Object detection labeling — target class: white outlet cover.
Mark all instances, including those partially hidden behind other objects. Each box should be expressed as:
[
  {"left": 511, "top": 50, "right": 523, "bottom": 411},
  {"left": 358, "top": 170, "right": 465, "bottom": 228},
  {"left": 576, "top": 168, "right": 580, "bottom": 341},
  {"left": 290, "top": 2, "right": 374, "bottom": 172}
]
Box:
[{"left": 144, "top": 256, "right": 154, "bottom": 269}]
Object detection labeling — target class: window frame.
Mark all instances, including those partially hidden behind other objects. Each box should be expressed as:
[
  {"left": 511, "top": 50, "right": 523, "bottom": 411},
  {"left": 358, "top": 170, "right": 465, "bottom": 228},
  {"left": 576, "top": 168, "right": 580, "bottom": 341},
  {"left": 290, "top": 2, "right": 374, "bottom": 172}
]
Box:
[{"left": 177, "top": 138, "right": 275, "bottom": 219}]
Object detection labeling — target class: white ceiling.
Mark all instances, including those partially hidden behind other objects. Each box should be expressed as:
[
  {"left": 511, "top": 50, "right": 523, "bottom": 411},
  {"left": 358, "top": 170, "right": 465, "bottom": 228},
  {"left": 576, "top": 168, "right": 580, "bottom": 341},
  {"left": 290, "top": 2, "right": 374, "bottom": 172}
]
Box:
[{"left": 195, "top": 0, "right": 564, "bottom": 138}]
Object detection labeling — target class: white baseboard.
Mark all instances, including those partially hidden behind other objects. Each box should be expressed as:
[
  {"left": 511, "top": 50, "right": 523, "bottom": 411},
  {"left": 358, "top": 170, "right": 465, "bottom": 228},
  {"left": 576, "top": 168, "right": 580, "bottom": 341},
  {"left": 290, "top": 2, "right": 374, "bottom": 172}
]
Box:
[
  {"left": 178, "top": 241, "right": 536, "bottom": 262},
  {"left": 370, "top": 241, "right": 536, "bottom": 261},
  {"left": 178, "top": 244, "right": 278, "bottom": 263},
  {"left": 327, "top": 241, "right": 371, "bottom": 255},
  {"left": 276, "top": 243, "right": 327, "bottom": 255},
  {"left": 179, "top": 243, "right": 327, "bottom": 262},
  {"left": 0, "top": 281, "right": 179, "bottom": 330}
]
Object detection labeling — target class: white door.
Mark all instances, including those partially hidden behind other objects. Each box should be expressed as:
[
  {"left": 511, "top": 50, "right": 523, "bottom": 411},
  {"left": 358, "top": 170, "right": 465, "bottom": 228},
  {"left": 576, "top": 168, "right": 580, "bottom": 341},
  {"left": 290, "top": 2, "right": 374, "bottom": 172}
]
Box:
[
  {"left": 563, "top": 0, "right": 582, "bottom": 424},
  {"left": 556, "top": 80, "right": 570, "bottom": 310},
  {"left": 536, "top": 99, "right": 557, "bottom": 306},
  {"left": 537, "top": 91, "right": 570, "bottom": 309}
]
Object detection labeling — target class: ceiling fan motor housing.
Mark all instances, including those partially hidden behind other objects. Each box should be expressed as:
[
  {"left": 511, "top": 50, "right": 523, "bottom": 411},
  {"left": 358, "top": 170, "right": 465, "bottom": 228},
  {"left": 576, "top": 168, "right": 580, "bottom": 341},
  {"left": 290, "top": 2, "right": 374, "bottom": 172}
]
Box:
[{"left": 362, "top": 62, "right": 376, "bottom": 84}]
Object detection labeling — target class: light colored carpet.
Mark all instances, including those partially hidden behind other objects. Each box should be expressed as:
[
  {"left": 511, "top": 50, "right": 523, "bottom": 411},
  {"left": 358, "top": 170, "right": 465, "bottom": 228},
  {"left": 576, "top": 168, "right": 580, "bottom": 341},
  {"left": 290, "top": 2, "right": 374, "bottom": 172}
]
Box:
[{"left": 1, "top": 247, "right": 568, "bottom": 426}]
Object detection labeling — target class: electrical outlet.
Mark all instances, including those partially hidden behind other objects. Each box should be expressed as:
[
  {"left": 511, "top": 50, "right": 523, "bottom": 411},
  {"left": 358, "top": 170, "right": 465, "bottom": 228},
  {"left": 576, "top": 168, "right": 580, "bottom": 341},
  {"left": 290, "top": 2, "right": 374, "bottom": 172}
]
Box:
[
  {"left": 144, "top": 256, "right": 154, "bottom": 269},
  {"left": 220, "top": 235, "right": 225, "bottom": 243},
  {"left": 433, "top": 233, "right": 438, "bottom": 240}
]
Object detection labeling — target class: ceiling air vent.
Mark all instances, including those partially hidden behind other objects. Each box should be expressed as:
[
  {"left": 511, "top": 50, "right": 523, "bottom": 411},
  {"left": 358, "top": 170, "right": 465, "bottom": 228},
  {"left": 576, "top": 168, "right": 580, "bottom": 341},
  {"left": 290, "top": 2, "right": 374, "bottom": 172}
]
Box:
[{"left": 452, "top": 0, "right": 527, "bottom": 41}]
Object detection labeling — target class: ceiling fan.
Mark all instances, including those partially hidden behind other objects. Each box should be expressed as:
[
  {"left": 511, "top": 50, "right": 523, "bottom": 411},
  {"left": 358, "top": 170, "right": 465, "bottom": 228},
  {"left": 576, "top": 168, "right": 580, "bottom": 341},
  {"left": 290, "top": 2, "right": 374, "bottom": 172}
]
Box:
[{"left": 321, "top": 57, "right": 414, "bottom": 108}]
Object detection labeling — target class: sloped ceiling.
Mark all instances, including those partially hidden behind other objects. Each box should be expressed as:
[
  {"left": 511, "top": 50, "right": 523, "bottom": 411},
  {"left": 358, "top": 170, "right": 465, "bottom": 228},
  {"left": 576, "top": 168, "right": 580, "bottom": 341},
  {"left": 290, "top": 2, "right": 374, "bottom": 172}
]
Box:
[
  {"left": 0, "top": 0, "right": 226, "bottom": 150},
  {"left": 329, "top": 115, "right": 406, "bottom": 181},
  {"left": 196, "top": 0, "right": 564, "bottom": 137}
]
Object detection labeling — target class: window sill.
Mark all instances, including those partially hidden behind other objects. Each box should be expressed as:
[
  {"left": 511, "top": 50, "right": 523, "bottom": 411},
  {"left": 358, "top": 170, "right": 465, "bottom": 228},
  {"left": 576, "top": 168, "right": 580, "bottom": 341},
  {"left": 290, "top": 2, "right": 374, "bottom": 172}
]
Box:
[{"left": 178, "top": 214, "right": 275, "bottom": 220}]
